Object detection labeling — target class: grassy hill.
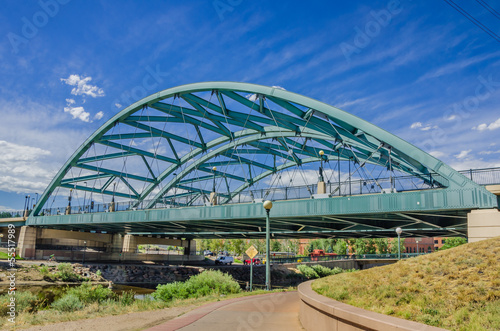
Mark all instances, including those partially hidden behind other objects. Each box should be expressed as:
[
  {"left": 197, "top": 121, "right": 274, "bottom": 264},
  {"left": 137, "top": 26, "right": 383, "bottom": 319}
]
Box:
[{"left": 312, "top": 236, "right": 500, "bottom": 330}]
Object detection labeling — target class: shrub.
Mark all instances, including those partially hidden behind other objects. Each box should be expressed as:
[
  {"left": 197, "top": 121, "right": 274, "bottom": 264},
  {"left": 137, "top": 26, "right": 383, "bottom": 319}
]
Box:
[
  {"left": 16, "top": 291, "right": 40, "bottom": 313},
  {"left": 118, "top": 290, "right": 135, "bottom": 306},
  {"left": 51, "top": 294, "right": 84, "bottom": 312},
  {"left": 311, "top": 265, "right": 343, "bottom": 277},
  {"left": 153, "top": 270, "right": 240, "bottom": 302},
  {"left": 297, "top": 265, "right": 319, "bottom": 279},
  {"left": 39, "top": 265, "right": 49, "bottom": 275},
  {"left": 65, "top": 282, "right": 115, "bottom": 304},
  {"left": 57, "top": 263, "right": 80, "bottom": 282},
  {"left": 298, "top": 264, "right": 355, "bottom": 279},
  {"left": 96, "top": 270, "right": 102, "bottom": 277},
  {"left": 0, "top": 291, "right": 40, "bottom": 315}
]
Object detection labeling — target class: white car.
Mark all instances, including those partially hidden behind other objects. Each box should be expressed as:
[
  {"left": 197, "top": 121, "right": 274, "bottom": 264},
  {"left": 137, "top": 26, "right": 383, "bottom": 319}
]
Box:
[{"left": 215, "top": 256, "right": 234, "bottom": 265}]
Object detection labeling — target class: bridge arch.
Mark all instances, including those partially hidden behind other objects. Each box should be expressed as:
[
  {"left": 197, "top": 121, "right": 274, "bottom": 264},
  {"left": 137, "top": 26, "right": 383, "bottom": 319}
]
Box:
[{"left": 33, "top": 82, "right": 489, "bottom": 217}]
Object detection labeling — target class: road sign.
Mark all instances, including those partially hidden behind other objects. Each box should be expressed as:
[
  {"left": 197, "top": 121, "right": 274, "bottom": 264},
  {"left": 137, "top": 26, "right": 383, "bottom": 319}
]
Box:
[
  {"left": 246, "top": 245, "right": 258, "bottom": 259},
  {"left": 246, "top": 245, "right": 259, "bottom": 292}
]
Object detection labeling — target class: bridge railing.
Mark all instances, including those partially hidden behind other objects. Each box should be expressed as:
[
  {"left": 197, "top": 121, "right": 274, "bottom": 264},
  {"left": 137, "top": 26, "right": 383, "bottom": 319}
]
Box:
[
  {"left": 270, "top": 253, "right": 425, "bottom": 264},
  {"left": 0, "top": 210, "right": 24, "bottom": 218},
  {"left": 459, "top": 167, "right": 500, "bottom": 185},
  {"left": 36, "top": 167, "right": 500, "bottom": 216}
]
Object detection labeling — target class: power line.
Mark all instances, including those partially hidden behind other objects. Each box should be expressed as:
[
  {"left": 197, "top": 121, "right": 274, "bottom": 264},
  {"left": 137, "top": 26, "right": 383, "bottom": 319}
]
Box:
[
  {"left": 475, "top": 0, "right": 500, "bottom": 21},
  {"left": 442, "top": 0, "right": 500, "bottom": 42}
]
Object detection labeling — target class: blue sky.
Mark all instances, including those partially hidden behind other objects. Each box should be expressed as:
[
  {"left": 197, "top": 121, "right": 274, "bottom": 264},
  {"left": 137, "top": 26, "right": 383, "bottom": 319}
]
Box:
[{"left": 0, "top": 0, "right": 499, "bottom": 211}]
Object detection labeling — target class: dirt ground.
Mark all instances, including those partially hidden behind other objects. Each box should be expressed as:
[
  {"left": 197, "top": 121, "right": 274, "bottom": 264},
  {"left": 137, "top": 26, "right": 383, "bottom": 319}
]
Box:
[{"left": 18, "top": 305, "right": 197, "bottom": 331}]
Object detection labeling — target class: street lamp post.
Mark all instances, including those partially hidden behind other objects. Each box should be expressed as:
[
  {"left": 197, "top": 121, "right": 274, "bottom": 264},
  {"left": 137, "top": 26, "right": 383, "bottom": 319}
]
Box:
[
  {"left": 263, "top": 200, "right": 273, "bottom": 291},
  {"left": 318, "top": 150, "right": 324, "bottom": 181},
  {"left": 210, "top": 166, "right": 217, "bottom": 205},
  {"left": 396, "top": 227, "right": 402, "bottom": 260},
  {"left": 66, "top": 189, "right": 73, "bottom": 215},
  {"left": 415, "top": 237, "right": 422, "bottom": 254},
  {"left": 82, "top": 241, "right": 87, "bottom": 264},
  {"left": 83, "top": 182, "right": 87, "bottom": 213}
]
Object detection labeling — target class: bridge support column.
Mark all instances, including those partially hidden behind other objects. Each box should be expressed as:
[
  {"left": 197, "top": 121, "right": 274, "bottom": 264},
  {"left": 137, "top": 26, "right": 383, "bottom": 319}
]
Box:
[
  {"left": 317, "top": 181, "right": 326, "bottom": 194},
  {"left": 210, "top": 192, "right": 218, "bottom": 205},
  {"left": 18, "top": 226, "right": 38, "bottom": 259},
  {"left": 184, "top": 239, "right": 196, "bottom": 255},
  {"left": 123, "top": 234, "right": 137, "bottom": 253},
  {"left": 108, "top": 234, "right": 124, "bottom": 253},
  {"left": 468, "top": 209, "right": 500, "bottom": 243}
]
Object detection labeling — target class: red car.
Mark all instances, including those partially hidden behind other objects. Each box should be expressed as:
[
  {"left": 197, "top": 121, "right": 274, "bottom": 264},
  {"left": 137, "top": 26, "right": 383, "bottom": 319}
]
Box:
[{"left": 243, "top": 258, "right": 261, "bottom": 265}]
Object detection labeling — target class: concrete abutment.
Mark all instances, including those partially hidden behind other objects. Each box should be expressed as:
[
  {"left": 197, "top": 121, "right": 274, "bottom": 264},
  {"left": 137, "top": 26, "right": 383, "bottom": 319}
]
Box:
[{"left": 467, "top": 208, "right": 500, "bottom": 243}]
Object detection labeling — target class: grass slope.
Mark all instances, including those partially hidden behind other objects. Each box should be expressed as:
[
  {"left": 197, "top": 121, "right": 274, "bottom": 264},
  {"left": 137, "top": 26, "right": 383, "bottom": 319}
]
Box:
[{"left": 312, "top": 236, "right": 500, "bottom": 330}]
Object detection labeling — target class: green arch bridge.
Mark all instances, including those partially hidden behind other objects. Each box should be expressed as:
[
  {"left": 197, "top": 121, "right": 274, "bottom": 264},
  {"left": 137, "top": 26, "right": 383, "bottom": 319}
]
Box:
[{"left": 11, "top": 82, "right": 499, "bottom": 260}]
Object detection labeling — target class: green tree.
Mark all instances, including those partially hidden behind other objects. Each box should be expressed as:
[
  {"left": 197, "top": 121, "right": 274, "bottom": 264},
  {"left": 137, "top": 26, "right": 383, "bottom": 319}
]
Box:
[
  {"left": 352, "top": 239, "right": 367, "bottom": 254},
  {"left": 271, "top": 239, "right": 282, "bottom": 252},
  {"left": 439, "top": 237, "right": 467, "bottom": 250},
  {"left": 389, "top": 238, "right": 406, "bottom": 254},
  {"left": 374, "top": 238, "right": 389, "bottom": 253},
  {"left": 228, "top": 239, "right": 245, "bottom": 256},
  {"left": 197, "top": 239, "right": 211, "bottom": 252},
  {"left": 209, "top": 239, "right": 225, "bottom": 253},
  {"left": 249, "top": 239, "right": 265, "bottom": 255},
  {"left": 365, "top": 239, "right": 377, "bottom": 254},
  {"left": 333, "top": 239, "right": 347, "bottom": 255}
]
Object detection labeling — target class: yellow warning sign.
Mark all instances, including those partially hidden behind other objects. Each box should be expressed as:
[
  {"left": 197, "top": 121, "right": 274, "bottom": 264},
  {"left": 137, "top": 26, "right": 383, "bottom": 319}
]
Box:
[{"left": 246, "top": 245, "right": 258, "bottom": 259}]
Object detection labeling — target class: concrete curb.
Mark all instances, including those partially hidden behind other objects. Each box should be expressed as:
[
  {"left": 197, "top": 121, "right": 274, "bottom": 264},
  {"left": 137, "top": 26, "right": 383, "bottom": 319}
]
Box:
[{"left": 298, "top": 280, "right": 446, "bottom": 331}]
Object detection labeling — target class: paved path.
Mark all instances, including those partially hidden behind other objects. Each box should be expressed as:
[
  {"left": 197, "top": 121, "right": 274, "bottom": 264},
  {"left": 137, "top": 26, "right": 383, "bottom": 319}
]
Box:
[{"left": 147, "top": 291, "right": 303, "bottom": 331}]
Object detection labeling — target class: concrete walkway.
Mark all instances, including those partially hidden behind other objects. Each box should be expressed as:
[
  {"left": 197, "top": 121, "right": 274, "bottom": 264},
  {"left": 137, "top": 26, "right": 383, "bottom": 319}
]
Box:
[{"left": 146, "top": 291, "right": 303, "bottom": 331}]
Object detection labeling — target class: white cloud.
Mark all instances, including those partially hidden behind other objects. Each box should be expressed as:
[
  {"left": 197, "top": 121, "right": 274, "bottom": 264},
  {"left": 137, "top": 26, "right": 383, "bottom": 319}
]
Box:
[
  {"left": 61, "top": 74, "right": 105, "bottom": 98},
  {"left": 66, "top": 98, "right": 75, "bottom": 105},
  {"left": 0, "top": 205, "right": 16, "bottom": 212},
  {"left": 473, "top": 118, "right": 500, "bottom": 132},
  {"left": 64, "top": 106, "right": 90, "bottom": 122},
  {"left": 246, "top": 93, "right": 258, "bottom": 102},
  {"left": 421, "top": 126, "right": 432, "bottom": 131},
  {"left": 479, "top": 150, "right": 500, "bottom": 155},
  {"left": 430, "top": 151, "right": 445, "bottom": 158},
  {"left": 245, "top": 86, "right": 285, "bottom": 102},
  {"left": 447, "top": 115, "right": 456, "bottom": 121},
  {"left": 94, "top": 111, "right": 104, "bottom": 120},
  {"left": 0, "top": 141, "right": 54, "bottom": 193},
  {"left": 455, "top": 149, "right": 471, "bottom": 159},
  {"left": 115, "top": 103, "right": 122, "bottom": 109},
  {"left": 473, "top": 123, "right": 488, "bottom": 131},
  {"left": 410, "top": 122, "right": 422, "bottom": 129}
]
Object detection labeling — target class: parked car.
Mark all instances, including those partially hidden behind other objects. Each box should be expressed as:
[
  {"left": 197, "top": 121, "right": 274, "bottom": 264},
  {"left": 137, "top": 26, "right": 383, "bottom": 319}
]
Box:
[
  {"left": 243, "top": 258, "right": 261, "bottom": 265},
  {"left": 204, "top": 250, "right": 214, "bottom": 256},
  {"left": 215, "top": 256, "right": 234, "bottom": 265}
]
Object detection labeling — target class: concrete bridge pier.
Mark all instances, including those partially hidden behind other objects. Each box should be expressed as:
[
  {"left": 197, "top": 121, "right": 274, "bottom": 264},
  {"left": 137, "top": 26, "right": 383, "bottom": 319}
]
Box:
[
  {"left": 467, "top": 208, "right": 500, "bottom": 243},
  {"left": 17, "top": 226, "right": 38, "bottom": 259}
]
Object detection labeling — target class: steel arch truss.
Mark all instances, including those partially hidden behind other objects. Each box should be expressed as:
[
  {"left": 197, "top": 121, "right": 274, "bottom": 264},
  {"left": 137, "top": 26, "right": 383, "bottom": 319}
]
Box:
[{"left": 33, "top": 82, "right": 490, "bottom": 216}]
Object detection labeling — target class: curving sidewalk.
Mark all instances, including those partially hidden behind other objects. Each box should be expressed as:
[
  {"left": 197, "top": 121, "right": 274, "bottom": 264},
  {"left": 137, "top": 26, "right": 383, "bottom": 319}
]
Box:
[
  {"left": 147, "top": 291, "right": 303, "bottom": 331},
  {"left": 298, "top": 280, "right": 446, "bottom": 331}
]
